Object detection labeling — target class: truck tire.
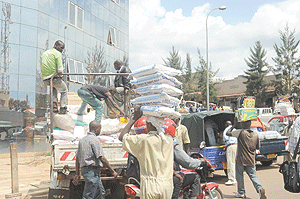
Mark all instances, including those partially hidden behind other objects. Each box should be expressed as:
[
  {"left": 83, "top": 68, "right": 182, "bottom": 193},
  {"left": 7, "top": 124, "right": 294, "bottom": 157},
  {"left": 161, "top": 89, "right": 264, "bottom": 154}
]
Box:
[
  {"left": 260, "top": 160, "right": 273, "bottom": 166},
  {"left": 105, "top": 181, "right": 125, "bottom": 199}
]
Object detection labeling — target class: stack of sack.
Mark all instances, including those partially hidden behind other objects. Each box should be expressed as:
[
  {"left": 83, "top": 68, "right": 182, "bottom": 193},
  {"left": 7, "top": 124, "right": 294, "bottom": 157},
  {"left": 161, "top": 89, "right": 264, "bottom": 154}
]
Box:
[
  {"left": 131, "top": 63, "right": 183, "bottom": 119},
  {"left": 51, "top": 113, "right": 126, "bottom": 145}
]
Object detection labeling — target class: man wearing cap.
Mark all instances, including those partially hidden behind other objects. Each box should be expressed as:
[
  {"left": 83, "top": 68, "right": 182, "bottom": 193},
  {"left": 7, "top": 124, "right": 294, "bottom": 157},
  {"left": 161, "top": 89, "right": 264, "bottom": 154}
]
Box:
[{"left": 119, "top": 106, "right": 174, "bottom": 199}]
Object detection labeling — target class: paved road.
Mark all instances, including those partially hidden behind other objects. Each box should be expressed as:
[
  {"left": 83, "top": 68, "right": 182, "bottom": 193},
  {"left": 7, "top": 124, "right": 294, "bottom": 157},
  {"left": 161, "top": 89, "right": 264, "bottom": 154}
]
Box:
[
  {"left": 1, "top": 154, "right": 300, "bottom": 198},
  {"left": 214, "top": 156, "right": 300, "bottom": 199}
]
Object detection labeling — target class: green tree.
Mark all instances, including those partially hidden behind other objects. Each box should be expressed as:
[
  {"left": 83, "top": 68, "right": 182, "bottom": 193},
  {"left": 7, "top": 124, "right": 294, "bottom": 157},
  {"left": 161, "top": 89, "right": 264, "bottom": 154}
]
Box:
[
  {"left": 181, "top": 53, "right": 192, "bottom": 93},
  {"left": 85, "top": 45, "right": 108, "bottom": 86},
  {"left": 194, "top": 48, "right": 218, "bottom": 105},
  {"left": 272, "top": 25, "right": 300, "bottom": 95},
  {"left": 162, "top": 46, "right": 182, "bottom": 70},
  {"left": 243, "top": 41, "right": 269, "bottom": 107}
]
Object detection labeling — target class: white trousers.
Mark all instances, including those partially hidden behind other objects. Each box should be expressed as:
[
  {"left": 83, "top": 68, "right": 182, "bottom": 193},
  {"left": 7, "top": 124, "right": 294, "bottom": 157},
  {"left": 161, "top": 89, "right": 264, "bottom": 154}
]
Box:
[{"left": 226, "top": 144, "right": 237, "bottom": 181}]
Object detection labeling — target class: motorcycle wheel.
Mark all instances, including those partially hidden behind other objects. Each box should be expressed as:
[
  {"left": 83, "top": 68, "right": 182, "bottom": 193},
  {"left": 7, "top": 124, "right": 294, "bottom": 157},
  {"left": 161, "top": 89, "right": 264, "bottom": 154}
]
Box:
[{"left": 203, "top": 187, "right": 224, "bottom": 199}]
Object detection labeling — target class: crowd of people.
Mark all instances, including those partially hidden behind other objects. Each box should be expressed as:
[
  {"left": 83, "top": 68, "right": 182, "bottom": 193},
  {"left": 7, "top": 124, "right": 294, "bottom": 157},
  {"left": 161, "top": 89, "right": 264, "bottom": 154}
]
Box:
[{"left": 40, "top": 40, "right": 289, "bottom": 199}]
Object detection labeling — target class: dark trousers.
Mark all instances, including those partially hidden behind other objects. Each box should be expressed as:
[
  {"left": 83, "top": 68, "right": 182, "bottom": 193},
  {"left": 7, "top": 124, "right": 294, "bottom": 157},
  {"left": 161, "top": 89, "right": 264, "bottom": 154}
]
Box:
[{"left": 172, "top": 173, "right": 201, "bottom": 199}]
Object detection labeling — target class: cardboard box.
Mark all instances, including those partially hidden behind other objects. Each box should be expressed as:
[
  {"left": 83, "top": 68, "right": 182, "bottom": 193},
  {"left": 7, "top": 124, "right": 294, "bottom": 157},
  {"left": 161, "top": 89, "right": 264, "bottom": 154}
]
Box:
[
  {"left": 244, "top": 98, "right": 255, "bottom": 108},
  {"left": 235, "top": 108, "right": 257, "bottom": 122}
]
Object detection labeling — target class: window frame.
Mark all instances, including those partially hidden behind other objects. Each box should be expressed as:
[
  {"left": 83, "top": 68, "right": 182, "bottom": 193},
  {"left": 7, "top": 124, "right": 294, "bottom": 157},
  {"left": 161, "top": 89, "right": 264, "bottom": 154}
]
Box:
[
  {"left": 67, "top": 58, "right": 85, "bottom": 84},
  {"left": 107, "top": 26, "right": 120, "bottom": 47},
  {"left": 112, "top": 0, "right": 120, "bottom": 6},
  {"left": 68, "top": 1, "right": 84, "bottom": 30}
]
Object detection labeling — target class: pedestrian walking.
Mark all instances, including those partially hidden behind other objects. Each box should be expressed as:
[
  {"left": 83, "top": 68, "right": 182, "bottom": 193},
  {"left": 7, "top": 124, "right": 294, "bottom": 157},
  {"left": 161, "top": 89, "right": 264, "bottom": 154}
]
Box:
[
  {"left": 226, "top": 117, "right": 267, "bottom": 199},
  {"left": 283, "top": 119, "right": 294, "bottom": 162},
  {"left": 73, "top": 120, "right": 118, "bottom": 198},
  {"left": 41, "top": 40, "right": 68, "bottom": 114},
  {"left": 77, "top": 85, "right": 125, "bottom": 122},
  {"left": 223, "top": 120, "right": 237, "bottom": 185}
]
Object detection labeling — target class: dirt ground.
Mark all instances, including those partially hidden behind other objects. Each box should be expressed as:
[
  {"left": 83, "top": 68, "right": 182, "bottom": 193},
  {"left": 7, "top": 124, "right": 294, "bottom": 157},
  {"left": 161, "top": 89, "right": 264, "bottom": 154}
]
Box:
[{"left": 0, "top": 152, "right": 51, "bottom": 199}]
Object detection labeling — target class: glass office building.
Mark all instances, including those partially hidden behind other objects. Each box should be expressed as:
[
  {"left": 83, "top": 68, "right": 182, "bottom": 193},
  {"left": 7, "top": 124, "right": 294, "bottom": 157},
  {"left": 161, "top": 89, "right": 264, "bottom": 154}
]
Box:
[{"left": 0, "top": 0, "right": 129, "bottom": 153}]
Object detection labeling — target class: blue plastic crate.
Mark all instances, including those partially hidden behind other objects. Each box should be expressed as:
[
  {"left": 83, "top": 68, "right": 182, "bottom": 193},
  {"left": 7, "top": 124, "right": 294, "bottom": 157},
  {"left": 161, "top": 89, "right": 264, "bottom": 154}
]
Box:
[{"left": 203, "top": 146, "right": 227, "bottom": 170}]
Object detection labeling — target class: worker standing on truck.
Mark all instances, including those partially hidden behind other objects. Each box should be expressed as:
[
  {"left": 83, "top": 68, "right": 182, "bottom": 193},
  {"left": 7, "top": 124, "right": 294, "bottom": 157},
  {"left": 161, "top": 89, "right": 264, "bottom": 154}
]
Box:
[
  {"left": 77, "top": 85, "right": 125, "bottom": 122},
  {"left": 73, "top": 120, "right": 118, "bottom": 198},
  {"left": 226, "top": 117, "right": 267, "bottom": 199},
  {"left": 223, "top": 121, "right": 237, "bottom": 185},
  {"left": 113, "top": 60, "right": 132, "bottom": 94},
  {"left": 41, "top": 40, "right": 68, "bottom": 114},
  {"left": 172, "top": 117, "right": 190, "bottom": 154},
  {"left": 119, "top": 106, "right": 174, "bottom": 199}
]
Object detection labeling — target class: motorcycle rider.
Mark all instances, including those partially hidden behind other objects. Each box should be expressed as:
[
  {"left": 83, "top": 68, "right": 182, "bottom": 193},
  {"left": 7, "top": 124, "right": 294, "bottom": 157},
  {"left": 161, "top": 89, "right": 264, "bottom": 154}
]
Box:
[{"left": 173, "top": 140, "right": 206, "bottom": 199}]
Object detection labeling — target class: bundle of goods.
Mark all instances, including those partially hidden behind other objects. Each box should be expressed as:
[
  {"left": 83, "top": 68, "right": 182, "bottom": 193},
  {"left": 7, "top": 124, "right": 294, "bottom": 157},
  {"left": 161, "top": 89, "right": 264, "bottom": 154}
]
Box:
[
  {"left": 274, "top": 102, "right": 295, "bottom": 115},
  {"left": 235, "top": 108, "right": 258, "bottom": 122},
  {"left": 257, "top": 131, "right": 281, "bottom": 140},
  {"left": 243, "top": 97, "right": 255, "bottom": 108},
  {"left": 131, "top": 64, "right": 183, "bottom": 120}
]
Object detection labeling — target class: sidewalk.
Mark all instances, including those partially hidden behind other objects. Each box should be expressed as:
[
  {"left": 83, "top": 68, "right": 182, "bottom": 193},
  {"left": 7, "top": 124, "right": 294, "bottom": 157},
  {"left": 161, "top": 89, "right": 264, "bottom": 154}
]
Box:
[{"left": 0, "top": 152, "right": 51, "bottom": 199}]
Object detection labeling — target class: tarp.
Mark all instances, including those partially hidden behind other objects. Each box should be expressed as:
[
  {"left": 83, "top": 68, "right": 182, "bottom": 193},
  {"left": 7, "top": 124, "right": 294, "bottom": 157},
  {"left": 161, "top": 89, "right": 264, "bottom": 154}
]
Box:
[{"left": 181, "top": 111, "right": 235, "bottom": 148}]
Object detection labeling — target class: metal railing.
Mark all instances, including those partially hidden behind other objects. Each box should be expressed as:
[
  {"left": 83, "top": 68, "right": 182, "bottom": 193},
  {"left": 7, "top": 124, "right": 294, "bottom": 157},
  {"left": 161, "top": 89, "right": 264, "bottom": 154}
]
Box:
[{"left": 49, "top": 72, "right": 131, "bottom": 135}]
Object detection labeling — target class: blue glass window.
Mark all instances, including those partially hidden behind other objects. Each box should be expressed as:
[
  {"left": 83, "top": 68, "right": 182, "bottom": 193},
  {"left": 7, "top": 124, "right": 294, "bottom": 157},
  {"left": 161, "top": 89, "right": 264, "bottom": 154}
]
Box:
[
  {"left": 19, "top": 46, "right": 37, "bottom": 75},
  {"left": 59, "top": 0, "right": 69, "bottom": 22},
  {"left": 19, "top": 76, "right": 36, "bottom": 93},
  {"left": 21, "top": 7, "right": 38, "bottom": 27},
  {"left": 18, "top": 92, "right": 35, "bottom": 108},
  {"left": 20, "top": 25, "right": 37, "bottom": 47},
  {"left": 84, "top": 12, "right": 91, "bottom": 35},
  {"left": 37, "top": 28, "right": 49, "bottom": 50},
  {"left": 9, "top": 74, "right": 19, "bottom": 91},
  {"left": 49, "top": 16, "right": 59, "bottom": 34},
  {"left": 69, "top": 1, "right": 84, "bottom": 30},
  {"left": 9, "top": 44, "right": 20, "bottom": 74},
  {"left": 8, "top": 23, "right": 20, "bottom": 45},
  {"left": 21, "top": 0, "right": 38, "bottom": 10},
  {"left": 9, "top": 4, "right": 20, "bottom": 24},
  {"left": 38, "top": 0, "right": 50, "bottom": 15},
  {"left": 38, "top": 12, "right": 49, "bottom": 31}
]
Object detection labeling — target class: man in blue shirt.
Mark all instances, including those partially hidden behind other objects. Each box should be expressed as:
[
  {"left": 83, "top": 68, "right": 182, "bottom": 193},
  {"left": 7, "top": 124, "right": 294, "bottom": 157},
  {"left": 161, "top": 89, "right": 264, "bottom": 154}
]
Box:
[{"left": 223, "top": 120, "right": 237, "bottom": 185}]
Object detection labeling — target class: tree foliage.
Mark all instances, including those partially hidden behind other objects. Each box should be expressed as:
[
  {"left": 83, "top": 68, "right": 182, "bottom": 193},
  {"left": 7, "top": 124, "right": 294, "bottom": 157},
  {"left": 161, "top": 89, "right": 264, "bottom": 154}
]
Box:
[
  {"left": 181, "top": 53, "right": 192, "bottom": 93},
  {"left": 162, "top": 46, "right": 182, "bottom": 70},
  {"left": 243, "top": 41, "right": 269, "bottom": 107},
  {"left": 85, "top": 45, "right": 108, "bottom": 86},
  {"left": 271, "top": 25, "right": 300, "bottom": 95},
  {"left": 194, "top": 48, "right": 218, "bottom": 105}
]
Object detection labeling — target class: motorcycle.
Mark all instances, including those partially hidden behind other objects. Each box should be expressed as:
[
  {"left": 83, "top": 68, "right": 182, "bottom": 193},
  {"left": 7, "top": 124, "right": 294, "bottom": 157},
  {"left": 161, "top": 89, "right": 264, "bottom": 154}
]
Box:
[{"left": 125, "top": 152, "right": 224, "bottom": 199}]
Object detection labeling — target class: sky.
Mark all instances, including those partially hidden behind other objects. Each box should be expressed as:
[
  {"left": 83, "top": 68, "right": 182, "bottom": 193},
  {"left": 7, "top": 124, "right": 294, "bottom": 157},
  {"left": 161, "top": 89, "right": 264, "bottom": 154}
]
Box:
[{"left": 128, "top": 0, "right": 300, "bottom": 80}]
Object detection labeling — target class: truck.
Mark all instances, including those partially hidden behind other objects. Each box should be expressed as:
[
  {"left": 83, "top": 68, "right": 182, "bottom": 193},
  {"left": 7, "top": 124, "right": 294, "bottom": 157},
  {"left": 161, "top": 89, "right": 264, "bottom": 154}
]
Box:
[
  {"left": 48, "top": 72, "right": 132, "bottom": 199},
  {"left": 49, "top": 142, "right": 128, "bottom": 199},
  {"left": 181, "top": 111, "right": 289, "bottom": 173}
]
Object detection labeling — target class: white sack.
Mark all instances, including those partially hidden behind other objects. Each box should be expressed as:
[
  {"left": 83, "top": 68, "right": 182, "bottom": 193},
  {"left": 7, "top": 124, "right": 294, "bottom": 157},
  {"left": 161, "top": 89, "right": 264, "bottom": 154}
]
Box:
[
  {"left": 52, "top": 130, "right": 76, "bottom": 141},
  {"left": 53, "top": 114, "right": 75, "bottom": 134},
  {"left": 131, "top": 63, "right": 181, "bottom": 78},
  {"left": 135, "top": 84, "right": 183, "bottom": 97},
  {"left": 131, "top": 93, "right": 181, "bottom": 107},
  {"left": 141, "top": 106, "right": 181, "bottom": 119},
  {"left": 101, "top": 123, "right": 127, "bottom": 135},
  {"left": 131, "top": 72, "right": 182, "bottom": 87}
]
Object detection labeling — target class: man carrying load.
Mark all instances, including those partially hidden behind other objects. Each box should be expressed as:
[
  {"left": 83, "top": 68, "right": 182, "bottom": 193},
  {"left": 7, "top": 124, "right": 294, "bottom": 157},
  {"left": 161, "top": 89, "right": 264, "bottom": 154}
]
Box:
[{"left": 119, "top": 106, "right": 174, "bottom": 199}]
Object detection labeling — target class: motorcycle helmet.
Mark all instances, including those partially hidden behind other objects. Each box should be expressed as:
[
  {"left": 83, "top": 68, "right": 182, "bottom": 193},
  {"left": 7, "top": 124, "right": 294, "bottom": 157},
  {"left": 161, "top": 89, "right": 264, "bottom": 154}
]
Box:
[
  {"left": 164, "top": 119, "right": 176, "bottom": 137},
  {"left": 134, "top": 117, "right": 148, "bottom": 134}
]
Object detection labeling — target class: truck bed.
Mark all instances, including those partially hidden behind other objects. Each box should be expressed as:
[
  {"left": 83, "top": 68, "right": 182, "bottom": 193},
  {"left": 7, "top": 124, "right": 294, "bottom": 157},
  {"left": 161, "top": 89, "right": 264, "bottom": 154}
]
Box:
[
  {"left": 52, "top": 143, "right": 127, "bottom": 172},
  {"left": 256, "top": 136, "right": 289, "bottom": 161}
]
